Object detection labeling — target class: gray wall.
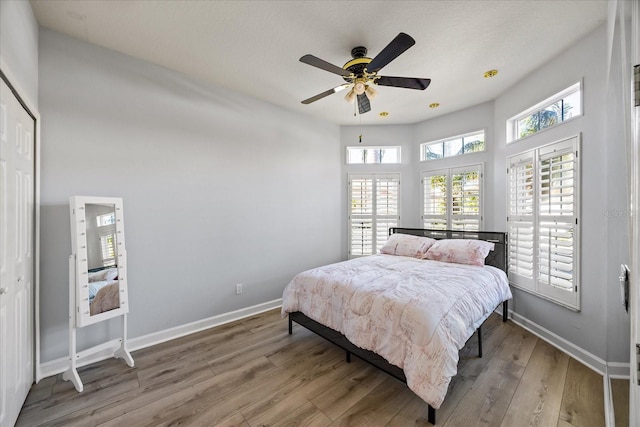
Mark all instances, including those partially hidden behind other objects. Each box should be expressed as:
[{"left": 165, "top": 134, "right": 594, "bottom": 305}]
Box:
[
  {"left": 38, "top": 29, "right": 342, "bottom": 362},
  {"left": 340, "top": 24, "right": 629, "bottom": 363},
  {"left": 494, "top": 24, "right": 628, "bottom": 363},
  {"left": 0, "top": 0, "right": 38, "bottom": 108}
]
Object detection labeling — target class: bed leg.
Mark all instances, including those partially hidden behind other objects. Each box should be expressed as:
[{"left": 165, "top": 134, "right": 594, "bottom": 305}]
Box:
[
  {"left": 428, "top": 405, "right": 436, "bottom": 425},
  {"left": 346, "top": 351, "right": 351, "bottom": 363},
  {"left": 477, "top": 325, "right": 483, "bottom": 358},
  {"left": 503, "top": 300, "right": 508, "bottom": 322},
  {"left": 288, "top": 315, "right": 292, "bottom": 335}
]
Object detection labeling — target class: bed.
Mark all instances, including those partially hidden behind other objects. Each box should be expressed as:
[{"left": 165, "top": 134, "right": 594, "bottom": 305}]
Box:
[
  {"left": 88, "top": 266, "right": 120, "bottom": 315},
  {"left": 281, "top": 228, "right": 512, "bottom": 425}
]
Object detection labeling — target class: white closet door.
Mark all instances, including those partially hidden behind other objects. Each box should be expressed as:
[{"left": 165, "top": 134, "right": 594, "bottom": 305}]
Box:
[{"left": 0, "top": 77, "right": 35, "bottom": 427}]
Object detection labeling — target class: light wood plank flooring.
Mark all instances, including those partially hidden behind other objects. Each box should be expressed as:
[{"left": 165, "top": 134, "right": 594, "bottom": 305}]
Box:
[
  {"left": 611, "top": 379, "right": 629, "bottom": 427},
  {"left": 18, "top": 309, "right": 608, "bottom": 427}
]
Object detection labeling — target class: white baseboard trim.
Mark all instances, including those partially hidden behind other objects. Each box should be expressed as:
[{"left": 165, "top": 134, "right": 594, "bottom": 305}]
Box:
[
  {"left": 604, "top": 368, "right": 615, "bottom": 427},
  {"left": 38, "top": 298, "right": 283, "bottom": 380},
  {"left": 606, "top": 362, "right": 630, "bottom": 378},
  {"left": 509, "top": 311, "right": 608, "bottom": 375}
]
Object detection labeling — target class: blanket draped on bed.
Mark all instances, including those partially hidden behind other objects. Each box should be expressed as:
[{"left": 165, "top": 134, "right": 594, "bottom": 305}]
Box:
[{"left": 281, "top": 254, "right": 512, "bottom": 409}]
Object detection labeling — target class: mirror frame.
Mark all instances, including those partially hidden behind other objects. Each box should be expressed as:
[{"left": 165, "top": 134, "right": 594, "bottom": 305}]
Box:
[{"left": 69, "top": 196, "right": 129, "bottom": 327}]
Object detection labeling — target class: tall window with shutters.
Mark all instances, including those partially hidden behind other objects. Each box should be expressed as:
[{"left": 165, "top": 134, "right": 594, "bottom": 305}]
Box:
[
  {"left": 422, "top": 165, "right": 483, "bottom": 231},
  {"left": 507, "top": 135, "right": 580, "bottom": 309},
  {"left": 348, "top": 173, "right": 400, "bottom": 257}
]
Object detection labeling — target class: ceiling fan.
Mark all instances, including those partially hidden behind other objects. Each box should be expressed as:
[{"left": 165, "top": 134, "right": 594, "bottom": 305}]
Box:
[{"left": 299, "top": 33, "right": 431, "bottom": 114}]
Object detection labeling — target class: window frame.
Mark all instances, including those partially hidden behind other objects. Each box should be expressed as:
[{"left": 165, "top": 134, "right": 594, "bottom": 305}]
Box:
[
  {"left": 421, "top": 164, "right": 484, "bottom": 231},
  {"left": 507, "top": 135, "right": 581, "bottom": 310},
  {"left": 348, "top": 173, "right": 400, "bottom": 258},
  {"left": 507, "top": 82, "right": 583, "bottom": 143},
  {"left": 346, "top": 146, "right": 402, "bottom": 164},
  {"left": 420, "top": 130, "right": 486, "bottom": 161}
]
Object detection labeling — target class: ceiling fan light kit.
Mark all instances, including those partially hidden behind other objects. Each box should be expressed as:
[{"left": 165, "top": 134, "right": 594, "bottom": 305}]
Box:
[
  {"left": 344, "top": 89, "right": 356, "bottom": 103},
  {"left": 300, "top": 32, "right": 431, "bottom": 114}
]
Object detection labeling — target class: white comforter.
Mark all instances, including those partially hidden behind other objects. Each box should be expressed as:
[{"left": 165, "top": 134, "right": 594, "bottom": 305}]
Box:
[{"left": 281, "top": 254, "right": 512, "bottom": 408}]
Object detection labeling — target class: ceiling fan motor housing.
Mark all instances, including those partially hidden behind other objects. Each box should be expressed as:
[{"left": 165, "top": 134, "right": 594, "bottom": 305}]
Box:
[
  {"left": 351, "top": 46, "right": 368, "bottom": 58},
  {"left": 343, "top": 46, "right": 372, "bottom": 82}
]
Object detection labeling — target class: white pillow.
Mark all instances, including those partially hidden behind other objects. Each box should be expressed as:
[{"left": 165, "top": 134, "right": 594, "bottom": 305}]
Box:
[
  {"left": 88, "top": 270, "right": 108, "bottom": 282},
  {"left": 380, "top": 234, "right": 437, "bottom": 259},
  {"left": 104, "top": 267, "right": 118, "bottom": 281},
  {"left": 425, "top": 239, "right": 494, "bottom": 266}
]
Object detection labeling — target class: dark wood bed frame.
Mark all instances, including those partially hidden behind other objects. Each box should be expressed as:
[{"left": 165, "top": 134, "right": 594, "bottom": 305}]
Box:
[{"left": 287, "top": 228, "right": 509, "bottom": 425}]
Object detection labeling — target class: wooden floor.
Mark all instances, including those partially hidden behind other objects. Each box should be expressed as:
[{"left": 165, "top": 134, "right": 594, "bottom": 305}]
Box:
[
  {"left": 18, "top": 309, "right": 609, "bottom": 427},
  {"left": 611, "top": 379, "right": 629, "bottom": 427}
]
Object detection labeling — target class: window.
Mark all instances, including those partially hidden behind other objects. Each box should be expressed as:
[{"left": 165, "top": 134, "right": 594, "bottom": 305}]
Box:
[
  {"left": 507, "top": 135, "right": 580, "bottom": 309},
  {"left": 508, "top": 82, "right": 582, "bottom": 142},
  {"left": 348, "top": 173, "right": 400, "bottom": 257},
  {"left": 96, "top": 212, "right": 115, "bottom": 227},
  {"left": 420, "top": 130, "right": 485, "bottom": 161},
  {"left": 96, "top": 212, "right": 117, "bottom": 266},
  {"left": 421, "top": 164, "right": 482, "bottom": 231},
  {"left": 99, "top": 233, "right": 117, "bottom": 267},
  {"left": 347, "top": 146, "right": 401, "bottom": 164}
]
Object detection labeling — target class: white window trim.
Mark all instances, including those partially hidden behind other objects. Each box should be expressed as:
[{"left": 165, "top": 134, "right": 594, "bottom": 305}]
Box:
[
  {"left": 420, "top": 129, "right": 486, "bottom": 162},
  {"left": 507, "top": 81, "right": 583, "bottom": 143},
  {"left": 421, "top": 164, "right": 484, "bottom": 231},
  {"left": 346, "top": 146, "right": 402, "bottom": 164},
  {"left": 507, "top": 135, "right": 581, "bottom": 310}
]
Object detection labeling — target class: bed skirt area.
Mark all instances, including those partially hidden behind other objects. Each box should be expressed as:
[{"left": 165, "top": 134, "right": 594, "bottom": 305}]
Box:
[{"left": 287, "top": 301, "right": 508, "bottom": 425}]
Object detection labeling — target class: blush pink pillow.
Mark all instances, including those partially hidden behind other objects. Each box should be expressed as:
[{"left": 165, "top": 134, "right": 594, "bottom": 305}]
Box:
[
  {"left": 380, "top": 234, "right": 437, "bottom": 259},
  {"left": 425, "top": 239, "right": 494, "bottom": 266}
]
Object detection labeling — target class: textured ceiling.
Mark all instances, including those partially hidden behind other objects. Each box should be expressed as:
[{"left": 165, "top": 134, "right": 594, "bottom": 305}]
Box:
[{"left": 30, "top": 0, "right": 608, "bottom": 125}]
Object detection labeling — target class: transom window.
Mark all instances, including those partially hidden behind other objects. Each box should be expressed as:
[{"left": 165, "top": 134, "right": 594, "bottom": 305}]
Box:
[
  {"left": 508, "top": 82, "right": 582, "bottom": 142},
  {"left": 420, "top": 130, "right": 485, "bottom": 161},
  {"left": 421, "top": 164, "right": 483, "bottom": 231},
  {"left": 507, "top": 135, "right": 580, "bottom": 309},
  {"left": 346, "top": 146, "right": 401, "bottom": 164}
]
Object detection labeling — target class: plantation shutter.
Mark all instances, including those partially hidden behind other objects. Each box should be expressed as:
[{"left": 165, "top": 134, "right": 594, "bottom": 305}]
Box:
[
  {"left": 451, "top": 166, "right": 482, "bottom": 231},
  {"left": 349, "top": 176, "right": 374, "bottom": 256},
  {"left": 537, "top": 140, "right": 577, "bottom": 296},
  {"left": 375, "top": 176, "right": 400, "bottom": 252},
  {"left": 348, "top": 174, "right": 400, "bottom": 257},
  {"left": 422, "top": 170, "right": 448, "bottom": 230},
  {"left": 507, "top": 153, "right": 535, "bottom": 290},
  {"left": 507, "top": 135, "right": 580, "bottom": 309}
]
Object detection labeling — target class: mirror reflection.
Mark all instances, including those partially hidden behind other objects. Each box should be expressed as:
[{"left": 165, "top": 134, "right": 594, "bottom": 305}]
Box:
[{"left": 85, "top": 204, "right": 120, "bottom": 316}]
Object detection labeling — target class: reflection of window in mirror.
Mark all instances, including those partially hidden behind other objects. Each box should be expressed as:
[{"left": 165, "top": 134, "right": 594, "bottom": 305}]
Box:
[
  {"left": 99, "top": 233, "right": 116, "bottom": 267},
  {"left": 86, "top": 205, "right": 118, "bottom": 268},
  {"left": 96, "top": 212, "right": 115, "bottom": 226}
]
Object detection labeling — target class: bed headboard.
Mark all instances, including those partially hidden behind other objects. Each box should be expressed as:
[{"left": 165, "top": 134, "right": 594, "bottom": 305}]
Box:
[{"left": 388, "top": 228, "right": 508, "bottom": 273}]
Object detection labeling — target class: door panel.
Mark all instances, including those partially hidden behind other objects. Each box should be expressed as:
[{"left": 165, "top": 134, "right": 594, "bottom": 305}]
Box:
[{"left": 0, "top": 77, "right": 35, "bottom": 427}]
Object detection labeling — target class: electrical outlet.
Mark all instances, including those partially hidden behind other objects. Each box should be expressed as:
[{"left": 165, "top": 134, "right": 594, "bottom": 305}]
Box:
[{"left": 235, "top": 283, "right": 243, "bottom": 295}]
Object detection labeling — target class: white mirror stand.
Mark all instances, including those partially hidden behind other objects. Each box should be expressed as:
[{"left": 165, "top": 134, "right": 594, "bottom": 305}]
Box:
[{"left": 63, "top": 196, "right": 134, "bottom": 392}]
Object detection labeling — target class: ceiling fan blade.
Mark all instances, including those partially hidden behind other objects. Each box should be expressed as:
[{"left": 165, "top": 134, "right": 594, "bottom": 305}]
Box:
[
  {"left": 301, "top": 84, "right": 350, "bottom": 104},
  {"left": 300, "top": 54, "right": 351, "bottom": 77},
  {"left": 366, "top": 33, "right": 415, "bottom": 73},
  {"left": 357, "top": 93, "right": 371, "bottom": 114},
  {"left": 376, "top": 76, "right": 431, "bottom": 90}
]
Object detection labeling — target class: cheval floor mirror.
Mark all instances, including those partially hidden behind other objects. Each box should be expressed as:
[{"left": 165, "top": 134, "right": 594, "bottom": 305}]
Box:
[{"left": 64, "top": 196, "right": 134, "bottom": 392}]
